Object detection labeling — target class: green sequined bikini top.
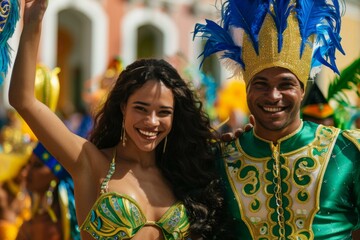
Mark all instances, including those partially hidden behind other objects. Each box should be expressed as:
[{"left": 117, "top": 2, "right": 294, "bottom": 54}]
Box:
[{"left": 80, "top": 152, "right": 191, "bottom": 240}]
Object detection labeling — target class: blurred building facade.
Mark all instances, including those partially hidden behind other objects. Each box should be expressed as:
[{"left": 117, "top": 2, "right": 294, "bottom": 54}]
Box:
[{"left": 1, "top": 0, "right": 359, "bottom": 115}]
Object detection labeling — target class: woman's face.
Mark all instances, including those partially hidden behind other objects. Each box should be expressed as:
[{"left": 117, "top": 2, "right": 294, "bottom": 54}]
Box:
[{"left": 122, "top": 80, "right": 174, "bottom": 152}]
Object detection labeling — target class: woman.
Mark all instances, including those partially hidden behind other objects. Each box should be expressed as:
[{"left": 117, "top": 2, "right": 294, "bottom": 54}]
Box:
[{"left": 9, "top": 0, "right": 227, "bottom": 239}]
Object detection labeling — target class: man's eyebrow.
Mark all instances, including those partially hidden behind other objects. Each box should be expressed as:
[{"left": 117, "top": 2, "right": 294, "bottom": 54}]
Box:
[
  {"left": 252, "top": 76, "right": 267, "bottom": 81},
  {"left": 281, "top": 75, "right": 297, "bottom": 81}
]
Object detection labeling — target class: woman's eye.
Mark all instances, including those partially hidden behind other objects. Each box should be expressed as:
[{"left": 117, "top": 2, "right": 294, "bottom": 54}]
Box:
[
  {"left": 159, "top": 110, "right": 173, "bottom": 116},
  {"left": 134, "top": 106, "right": 146, "bottom": 112}
]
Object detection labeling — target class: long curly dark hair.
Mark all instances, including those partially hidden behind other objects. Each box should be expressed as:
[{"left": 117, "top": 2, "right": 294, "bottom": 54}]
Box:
[{"left": 88, "top": 58, "right": 230, "bottom": 238}]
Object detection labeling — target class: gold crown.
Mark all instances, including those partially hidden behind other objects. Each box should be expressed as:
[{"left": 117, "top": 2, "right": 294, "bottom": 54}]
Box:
[
  {"left": 194, "top": 0, "right": 344, "bottom": 90},
  {"left": 240, "top": 13, "right": 313, "bottom": 87}
]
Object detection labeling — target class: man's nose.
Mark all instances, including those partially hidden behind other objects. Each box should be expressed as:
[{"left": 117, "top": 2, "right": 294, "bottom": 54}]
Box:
[{"left": 268, "top": 87, "right": 282, "bottom": 100}]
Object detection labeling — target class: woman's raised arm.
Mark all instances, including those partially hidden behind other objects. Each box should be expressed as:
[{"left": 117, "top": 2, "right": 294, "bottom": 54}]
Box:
[{"left": 8, "top": 0, "right": 90, "bottom": 176}]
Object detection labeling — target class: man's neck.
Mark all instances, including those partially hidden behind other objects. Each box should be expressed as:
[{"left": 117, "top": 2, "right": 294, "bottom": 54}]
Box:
[{"left": 254, "top": 120, "right": 303, "bottom": 144}]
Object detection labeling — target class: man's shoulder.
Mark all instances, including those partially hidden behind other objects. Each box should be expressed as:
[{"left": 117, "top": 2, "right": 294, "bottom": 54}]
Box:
[{"left": 341, "top": 129, "right": 360, "bottom": 151}]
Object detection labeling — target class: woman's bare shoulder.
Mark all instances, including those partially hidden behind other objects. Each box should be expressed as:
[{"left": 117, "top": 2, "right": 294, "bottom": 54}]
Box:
[{"left": 78, "top": 144, "right": 115, "bottom": 178}]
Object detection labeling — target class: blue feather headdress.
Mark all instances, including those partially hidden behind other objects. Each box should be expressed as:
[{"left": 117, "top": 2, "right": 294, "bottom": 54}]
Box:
[
  {"left": 193, "top": 0, "right": 345, "bottom": 88},
  {"left": 0, "top": 0, "right": 20, "bottom": 85}
]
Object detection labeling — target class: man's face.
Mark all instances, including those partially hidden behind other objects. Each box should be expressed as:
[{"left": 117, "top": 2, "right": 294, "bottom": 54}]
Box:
[{"left": 246, "top": 67, "right": 305, "bottom": 140}]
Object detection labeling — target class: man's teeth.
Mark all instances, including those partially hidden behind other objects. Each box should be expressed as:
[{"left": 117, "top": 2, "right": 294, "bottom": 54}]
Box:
[
  {"left": 264, "top": 107, "right": 282, "bottom": 112},
  {"left": 139, "top": 130, "right": 157, "bottom": 136}
]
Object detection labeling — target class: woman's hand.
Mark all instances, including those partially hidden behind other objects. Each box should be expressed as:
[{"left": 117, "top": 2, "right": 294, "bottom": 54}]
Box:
[{"left": 23, "top": 0, "right": 48, "bottom": 28}]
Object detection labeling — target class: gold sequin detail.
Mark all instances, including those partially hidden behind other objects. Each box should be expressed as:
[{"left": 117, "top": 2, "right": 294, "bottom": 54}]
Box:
[{"left": 241, "top": 13, "right": 313, "bottom": 87}]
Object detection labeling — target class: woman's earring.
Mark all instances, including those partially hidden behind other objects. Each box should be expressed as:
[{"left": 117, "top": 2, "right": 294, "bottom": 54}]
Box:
[
  {"left": 121, "top": 118, "right": 127, "bottom": 147},
  {"left": 163, "top": 136, "right": 167, "bottom": 154}
]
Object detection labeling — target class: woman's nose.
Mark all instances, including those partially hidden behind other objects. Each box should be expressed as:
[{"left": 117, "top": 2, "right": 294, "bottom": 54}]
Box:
[{"left": 145, "top": 112, "right": 159, "bottom": 126}]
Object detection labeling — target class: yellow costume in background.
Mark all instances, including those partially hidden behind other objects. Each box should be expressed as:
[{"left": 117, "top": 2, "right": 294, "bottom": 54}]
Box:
[
  {"left": 0, "top": 64, "right": 60, "bottom": 240},
  {"left": 0, "top": 199, "right": 31, "bottom": 240},
  {"left": 0, "top": 181, "right": 31, "bottom": 240},
  {"left": 0, "top": 221, "right": 18, "bottom": 240}
]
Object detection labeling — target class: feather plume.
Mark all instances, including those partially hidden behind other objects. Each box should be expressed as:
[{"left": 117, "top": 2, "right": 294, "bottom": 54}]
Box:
[
  {"left": 222, "top": 0, "right": 270, "bottom": 54},
  {"left": 296, "top": 0, "right": 344, "bottom": 74},
  {"left": 193, "top": 19, "right": 242, "bottom": 68},
  {"left": 269, "top": 0, "right": 294, "bottom": 52},
  {"left": 0, "top": 0, "right": 20, "bottom": 85}
]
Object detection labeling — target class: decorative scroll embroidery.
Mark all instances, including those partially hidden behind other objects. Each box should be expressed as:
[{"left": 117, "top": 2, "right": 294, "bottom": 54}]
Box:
[{"left": 223, "top": 126, "right": 340, "bottom": 239}]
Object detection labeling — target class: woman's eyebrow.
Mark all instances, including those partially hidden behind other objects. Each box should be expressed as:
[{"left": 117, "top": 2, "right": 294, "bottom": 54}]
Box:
[
  {"left": 132, "top": 101, "right": 150, "bottom": 106},
  {"left": 132, "top": 101, "right": 174, "bottom": 110}
]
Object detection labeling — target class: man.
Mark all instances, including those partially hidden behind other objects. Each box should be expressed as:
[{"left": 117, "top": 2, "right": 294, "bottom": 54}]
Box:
[
  {"left": 194, "top": 0, "right": 360, "bottom": 239},
  {"left": 16, "top": 142, "right": 80, "bottom": 240}
]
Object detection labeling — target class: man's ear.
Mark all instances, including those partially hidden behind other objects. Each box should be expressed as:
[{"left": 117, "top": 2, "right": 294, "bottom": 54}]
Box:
[
  {"left": 301, "top": 89, "right": 306, "bottom": 101},
  {"left": 300, "top": 81, "right": 306, "bottom": 101}
]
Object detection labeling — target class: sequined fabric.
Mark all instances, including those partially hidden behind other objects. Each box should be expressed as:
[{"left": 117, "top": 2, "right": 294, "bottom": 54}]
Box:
[
  {"left": 80, "top": 155, "right": 190, "bottom": 240},
  {"left": 241, "top": 13, "right": 313, "bottom": 87},
  {"left": 219, "top": 121, "right": 360, "bottom": 239},
  {"left": 81, "top": 193, "right": 190, "bottom": 240},
  {"left": 0, "top": 0, "right": 11, "bottom": 33}
]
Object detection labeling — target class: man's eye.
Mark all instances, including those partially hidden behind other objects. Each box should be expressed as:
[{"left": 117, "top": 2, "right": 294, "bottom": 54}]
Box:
[
  {"left": 33, "top": 162, "right": 44, "bottom": 168},
  {"left": 280, "top": 83, "right": 295, "bottom": 89},
  {"left": 253, "top": 82, "right": 267, "bottom": 88}
]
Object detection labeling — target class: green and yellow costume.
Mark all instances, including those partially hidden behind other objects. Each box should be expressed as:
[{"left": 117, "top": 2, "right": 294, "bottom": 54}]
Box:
[
  {"left": 219, "top": 121, "right": 360, "bottom": 239},
  {"left": 81, "top": 156, "right": 190, "bottom": 240}
]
